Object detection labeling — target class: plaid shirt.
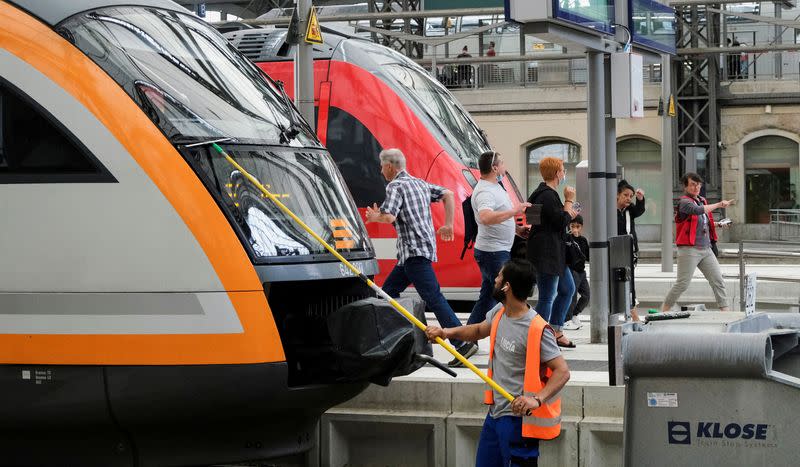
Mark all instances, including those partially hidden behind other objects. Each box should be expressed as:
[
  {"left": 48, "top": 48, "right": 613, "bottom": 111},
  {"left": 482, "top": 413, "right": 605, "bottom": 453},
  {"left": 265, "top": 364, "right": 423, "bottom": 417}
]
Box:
[{"left": 381, "top": 170, "right": 446, "bottom": 264}]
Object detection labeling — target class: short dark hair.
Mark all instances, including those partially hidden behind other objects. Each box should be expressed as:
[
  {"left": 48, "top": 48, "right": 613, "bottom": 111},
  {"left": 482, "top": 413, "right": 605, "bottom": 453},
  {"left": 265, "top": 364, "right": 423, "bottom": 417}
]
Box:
[
  {"left": 500, "top": 259, "right": 535, "bottom": 301},
  {"left": 618, "top": 179, "right": 635, "bottom": 194},
  {"left": 571, "top": 214, "right": 584, "bottom": 225},
  {"left": 478, "top": 151, "right": 498, "bottom": 175},
  {"left": 681, "top": 172, "right": 703, "bottom": 186}
]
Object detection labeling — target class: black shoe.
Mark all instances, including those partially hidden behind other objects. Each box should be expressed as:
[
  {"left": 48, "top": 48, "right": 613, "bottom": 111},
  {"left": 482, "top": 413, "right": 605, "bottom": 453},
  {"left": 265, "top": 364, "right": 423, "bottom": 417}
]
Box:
[{"left": 447, "top": 342, "right": 478, "bottom": 368}]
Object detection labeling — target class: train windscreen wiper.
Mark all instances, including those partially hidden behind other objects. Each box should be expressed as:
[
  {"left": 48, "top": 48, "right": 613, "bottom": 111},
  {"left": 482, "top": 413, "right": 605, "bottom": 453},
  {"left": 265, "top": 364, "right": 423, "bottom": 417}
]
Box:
[{"left": 274, "top": 80, "right": 301, "bottom": 144}]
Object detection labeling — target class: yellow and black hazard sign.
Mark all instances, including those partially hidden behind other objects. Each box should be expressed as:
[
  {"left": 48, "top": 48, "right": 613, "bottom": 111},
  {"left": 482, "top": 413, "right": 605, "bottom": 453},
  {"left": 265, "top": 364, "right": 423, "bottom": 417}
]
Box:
[
  {"left": 305, "top": 6, "right": 323, "bottom": 45},
  {"left": 668, "top": 94, "right": 677, "bottom": 117}
]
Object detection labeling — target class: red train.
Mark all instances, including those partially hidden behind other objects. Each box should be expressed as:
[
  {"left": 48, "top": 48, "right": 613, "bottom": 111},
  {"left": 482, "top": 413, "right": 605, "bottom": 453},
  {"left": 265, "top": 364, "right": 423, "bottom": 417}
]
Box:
[{"left": 226, "top": 27, "right": 526, "bottom": 303}]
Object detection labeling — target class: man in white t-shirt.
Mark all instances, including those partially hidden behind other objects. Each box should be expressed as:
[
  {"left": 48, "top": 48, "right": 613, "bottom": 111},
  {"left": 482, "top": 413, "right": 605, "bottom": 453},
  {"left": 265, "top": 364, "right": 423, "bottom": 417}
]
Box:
[{"left": 452, "top": 151, "right": 529, "bottom": 367}]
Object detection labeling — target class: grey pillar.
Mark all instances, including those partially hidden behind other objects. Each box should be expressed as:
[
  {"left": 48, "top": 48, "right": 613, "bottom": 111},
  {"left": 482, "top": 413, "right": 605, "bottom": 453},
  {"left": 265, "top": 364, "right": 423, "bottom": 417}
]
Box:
[
  {"left": 775, "top": 5, "right": 782, "bottom": 79},
  {"left": 587, "top": 51, "right": 609, "bottom": 344},
  {"left": 604, "top": 56, "right": 617, "bottom": 239},
  {"left": 661, "top": 54, "right": 674, "bottom": 272},
  {"left": 295, "top": 0, "right": 316, "bottom": 131}
]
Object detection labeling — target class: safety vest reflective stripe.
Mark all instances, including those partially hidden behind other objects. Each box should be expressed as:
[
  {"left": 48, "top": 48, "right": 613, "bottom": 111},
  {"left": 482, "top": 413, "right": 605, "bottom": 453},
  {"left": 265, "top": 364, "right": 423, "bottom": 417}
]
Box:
[
  {"left": 523, "top": 415, "right": 562, "bottom": 427},
  {"left": 522, "top": 316, "right": 562, "bottom": 440}
]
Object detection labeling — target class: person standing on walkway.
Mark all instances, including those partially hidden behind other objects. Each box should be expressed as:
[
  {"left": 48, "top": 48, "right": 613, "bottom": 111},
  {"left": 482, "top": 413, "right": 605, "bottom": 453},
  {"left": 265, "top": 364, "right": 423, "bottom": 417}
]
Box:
[
  {"left": 564, "top": 215, "right": 589, "bottom": 330},
  {"left": 661, "top": 172, "right": 734, "bottom": 312},
  {"left": 425, "top": 259, "right": 570, "bottom": 467},
  {"left": 464, "top": 151, "right": 531, "bottom": 358},
  {"left": 365, "top": 148, "right": 477, "bottom": 360},
  {"left": 617, "top": 180, "right": 645, "bottom": 321},
  {"left": 527, "top": 157, "right": 578, "bottom": 348}
]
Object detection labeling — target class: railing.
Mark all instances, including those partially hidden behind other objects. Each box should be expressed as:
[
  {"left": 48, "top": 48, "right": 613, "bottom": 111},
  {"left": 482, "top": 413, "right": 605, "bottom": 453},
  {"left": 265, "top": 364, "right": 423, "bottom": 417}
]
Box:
[
  {"left": 721, "top": 50, "right": 800, "bottom": 83},
  {"left": 770, "top": 209, "right": 800, "bottom": 240},
  {"left": 733, "top": 240, "right": 800, "bottom": 311},
  {"left": 421, "top": 58, "right": 662, "bottom": 89}
]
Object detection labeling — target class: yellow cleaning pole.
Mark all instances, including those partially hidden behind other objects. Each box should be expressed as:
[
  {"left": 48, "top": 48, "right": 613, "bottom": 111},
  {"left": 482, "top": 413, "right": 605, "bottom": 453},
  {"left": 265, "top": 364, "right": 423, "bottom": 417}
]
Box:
[{"left": 212, "top": 143, "right": 514, "bottom": 403}]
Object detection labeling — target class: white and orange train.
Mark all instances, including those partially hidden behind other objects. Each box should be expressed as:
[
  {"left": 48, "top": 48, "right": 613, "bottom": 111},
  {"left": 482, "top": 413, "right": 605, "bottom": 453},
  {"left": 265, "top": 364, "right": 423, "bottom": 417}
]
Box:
[{"left": 0, "top": 0, "right": 381, "bottom": 465}]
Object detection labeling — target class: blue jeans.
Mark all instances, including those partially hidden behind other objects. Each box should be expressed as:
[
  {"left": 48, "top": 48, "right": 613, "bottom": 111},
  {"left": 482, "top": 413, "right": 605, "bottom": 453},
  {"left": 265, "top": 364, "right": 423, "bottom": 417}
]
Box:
[
  {"left": 467, "top": 249, "right": 511, "bottom": 326},
  {"left": 476, "top": 414, "right": 539, "bottom": 467},
  {"left": 534, "top": 265, "right": 575, "bottom": 329},
  {"left": 382, "top": 256, "right": 463, "bottom": 348}
]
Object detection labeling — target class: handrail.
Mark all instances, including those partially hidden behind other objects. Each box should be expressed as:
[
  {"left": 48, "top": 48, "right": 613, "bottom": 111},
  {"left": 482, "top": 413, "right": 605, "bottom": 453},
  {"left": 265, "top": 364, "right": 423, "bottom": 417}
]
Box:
[{"left": 738, "top": 240, "right": 800, "bottom": 311}]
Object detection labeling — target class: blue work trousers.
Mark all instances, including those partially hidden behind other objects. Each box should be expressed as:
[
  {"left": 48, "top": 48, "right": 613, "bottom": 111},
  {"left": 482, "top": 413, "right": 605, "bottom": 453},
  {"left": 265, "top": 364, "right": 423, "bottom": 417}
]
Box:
[{"left": 476, "top": 414, "right": 539, "bottom": 467}]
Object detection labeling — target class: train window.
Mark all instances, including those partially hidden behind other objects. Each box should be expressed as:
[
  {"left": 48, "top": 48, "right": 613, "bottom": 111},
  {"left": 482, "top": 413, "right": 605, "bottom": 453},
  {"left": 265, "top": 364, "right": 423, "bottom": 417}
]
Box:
[
  {"left": 0, "top": 82, "right": 113, "bottom": 183},
  {"left": 325, "top": 107, "right": 386, "bottom": 206},
  {"left": 60, "top": 7, "right": 320, "bottom": 148}
]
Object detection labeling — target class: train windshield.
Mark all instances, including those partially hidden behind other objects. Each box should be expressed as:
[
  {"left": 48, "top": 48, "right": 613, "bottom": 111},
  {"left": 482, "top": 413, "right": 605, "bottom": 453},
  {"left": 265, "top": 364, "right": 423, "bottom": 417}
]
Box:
[
  {"left": 58, "top": 6, "right": 317, "bottom": 146},
  {"left": 59, "top": 7, "right": 371, "bottom": 262},
  {"left": 382, "top": 64, "right": 490, "bottom": 168},
  {"left": 187, "top": 145, "right": 370, "bottom": 261}
]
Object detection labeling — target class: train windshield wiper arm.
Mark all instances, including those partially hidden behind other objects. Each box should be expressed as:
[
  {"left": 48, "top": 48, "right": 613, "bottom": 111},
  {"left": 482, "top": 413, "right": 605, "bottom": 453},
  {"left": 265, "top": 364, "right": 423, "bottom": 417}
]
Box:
[
  {"left": 274, "top": 80, "right": 301, "bottom": 144},
  {"left": 179, "top": 136, "right": 235, "bottom": 148}
]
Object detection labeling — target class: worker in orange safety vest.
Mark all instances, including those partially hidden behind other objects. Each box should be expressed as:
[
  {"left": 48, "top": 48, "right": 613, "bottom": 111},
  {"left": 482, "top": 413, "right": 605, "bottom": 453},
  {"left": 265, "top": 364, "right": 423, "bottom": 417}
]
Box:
[{"left": 426, "top": 258, "right": 570, "bottom": 466}]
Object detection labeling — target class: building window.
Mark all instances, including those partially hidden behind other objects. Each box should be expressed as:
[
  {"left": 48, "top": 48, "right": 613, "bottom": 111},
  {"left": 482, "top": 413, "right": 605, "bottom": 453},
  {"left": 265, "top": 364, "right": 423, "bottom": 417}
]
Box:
[
  {"left": 526, "top": 140, "right": 580, "bottom": 194},
  {"left": 744, "top": 135, "right": 799, "bottom": 223},
  {"left": 0, "top": 81, "right": 113, "bottom": 184},
  {"left": 617, "top": 138, "right": 662, "bottom": 225}
]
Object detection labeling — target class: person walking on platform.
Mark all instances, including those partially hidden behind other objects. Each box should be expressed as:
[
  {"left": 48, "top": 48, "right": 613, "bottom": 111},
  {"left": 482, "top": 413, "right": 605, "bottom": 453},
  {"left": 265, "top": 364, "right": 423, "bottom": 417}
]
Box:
[
  {"left": 463, "top": 151, "right": 531, "bottom": 361},
  {"left": 617, "top": 180, "right": 645, "bottom": 321},
  {"left": 527, "top": 157, "right": 578, "bottom": 348},
  {"left": 661, "top": 172, "right": 734, "bottom": 312},
  {"left": 365, "top": 148, "right": 477, "bottom": 361},
  {"left": 425, "top": 259, "right": 570, "bottom": 467}
]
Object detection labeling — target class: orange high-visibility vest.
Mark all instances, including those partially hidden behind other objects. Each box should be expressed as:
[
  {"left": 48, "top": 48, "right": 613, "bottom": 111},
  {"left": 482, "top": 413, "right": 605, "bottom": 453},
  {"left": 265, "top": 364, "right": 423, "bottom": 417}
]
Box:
[{"left": 483, "top": 307, "right": 562, "bottom": 439}]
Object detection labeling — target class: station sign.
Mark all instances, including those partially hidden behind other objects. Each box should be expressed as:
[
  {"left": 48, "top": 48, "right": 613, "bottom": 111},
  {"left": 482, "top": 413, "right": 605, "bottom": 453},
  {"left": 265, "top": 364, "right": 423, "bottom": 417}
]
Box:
[
  {"left": 505, "top": 0, "right": 615, "bottom": 35},
  {"left": 630, "top": 0, "right": 677, "bottom": 55}
]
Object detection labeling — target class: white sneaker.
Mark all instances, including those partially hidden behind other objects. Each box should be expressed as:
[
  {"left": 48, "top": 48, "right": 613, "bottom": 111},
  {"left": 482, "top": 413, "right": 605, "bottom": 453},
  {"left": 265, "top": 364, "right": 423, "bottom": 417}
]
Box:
[{"left": 563, "top": 316, "right": 582, "bottom": 330}]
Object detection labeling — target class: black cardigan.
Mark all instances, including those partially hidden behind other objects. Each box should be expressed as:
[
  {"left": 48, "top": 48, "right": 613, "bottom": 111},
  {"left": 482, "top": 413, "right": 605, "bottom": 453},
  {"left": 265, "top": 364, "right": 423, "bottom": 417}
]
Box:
[
  {"left": 526, "top": 182, "right": 572, "bottom": 276},
  {"left": 617, "top": 197, "right": 646, "bottom": 253}
]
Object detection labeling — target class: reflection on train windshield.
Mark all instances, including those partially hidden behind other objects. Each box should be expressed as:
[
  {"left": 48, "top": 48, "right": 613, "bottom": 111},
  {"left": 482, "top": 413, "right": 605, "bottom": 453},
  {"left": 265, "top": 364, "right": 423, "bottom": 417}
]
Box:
[
  {"left": 189, "top": 146, "right": 369, "bottom": 261},
  {"left": 59, "top": 6, "right": 318, "bottom": 147},
  {"left": 383, "top": 64, "right": 490, "bottom": 168}
]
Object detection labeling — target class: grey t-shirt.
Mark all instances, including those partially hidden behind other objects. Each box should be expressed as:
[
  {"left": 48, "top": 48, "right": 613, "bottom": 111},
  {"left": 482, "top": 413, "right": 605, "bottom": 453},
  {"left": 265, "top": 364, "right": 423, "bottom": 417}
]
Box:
[
  {"left": 472, "top": 179, "right": 515, "bottom": 252},
  {"left": 485, "top": 303, "right": 561, "bottom": 418}
]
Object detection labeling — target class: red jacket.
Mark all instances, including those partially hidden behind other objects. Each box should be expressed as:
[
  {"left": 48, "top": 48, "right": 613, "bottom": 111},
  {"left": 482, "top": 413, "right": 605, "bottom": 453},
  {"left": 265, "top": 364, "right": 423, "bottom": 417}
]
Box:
[{"left": 675, "top": 195, "right": 717, "bottom": 246}]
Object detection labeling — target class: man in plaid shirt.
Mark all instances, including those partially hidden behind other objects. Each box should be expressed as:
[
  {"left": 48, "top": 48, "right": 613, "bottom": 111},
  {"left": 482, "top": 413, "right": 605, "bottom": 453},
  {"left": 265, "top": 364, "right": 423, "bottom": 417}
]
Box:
[{"left": 366, "top": 149, "right": 478, "bottom": 363}]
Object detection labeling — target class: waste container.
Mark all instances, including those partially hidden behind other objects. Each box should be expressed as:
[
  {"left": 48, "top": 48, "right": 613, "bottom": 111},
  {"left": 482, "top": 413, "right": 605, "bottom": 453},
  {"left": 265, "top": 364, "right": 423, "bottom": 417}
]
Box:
[{"left": 621, "top": 312, "right": 800, "bottom": 466}]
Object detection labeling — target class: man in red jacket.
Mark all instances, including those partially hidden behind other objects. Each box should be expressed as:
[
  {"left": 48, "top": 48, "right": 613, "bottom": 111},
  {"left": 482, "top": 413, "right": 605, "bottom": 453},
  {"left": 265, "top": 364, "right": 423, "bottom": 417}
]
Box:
[{"left": 662, "top": 172, "right": 734, "bottom": 311}]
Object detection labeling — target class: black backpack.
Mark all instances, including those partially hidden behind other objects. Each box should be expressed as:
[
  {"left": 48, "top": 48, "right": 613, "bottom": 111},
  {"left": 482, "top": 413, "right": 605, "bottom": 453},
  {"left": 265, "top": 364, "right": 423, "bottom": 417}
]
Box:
[{"left": 460, "top": 195, "right": 478, "bottom": 259}]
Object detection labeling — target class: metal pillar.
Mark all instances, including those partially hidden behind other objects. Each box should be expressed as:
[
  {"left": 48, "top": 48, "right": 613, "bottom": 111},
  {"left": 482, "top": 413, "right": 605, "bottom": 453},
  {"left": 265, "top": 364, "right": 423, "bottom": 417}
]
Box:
[
  {"left": 587, "top": 51, "right": 609, "bottom": 344},
  {"left": 604, "top": 56, "right": 617, "bottom": 240},
  {"left": 295, "top": 0, "right": 315, "bottom": 130},
  {"left": 661, "top": 54, "right": 675, "bottom": 273}
]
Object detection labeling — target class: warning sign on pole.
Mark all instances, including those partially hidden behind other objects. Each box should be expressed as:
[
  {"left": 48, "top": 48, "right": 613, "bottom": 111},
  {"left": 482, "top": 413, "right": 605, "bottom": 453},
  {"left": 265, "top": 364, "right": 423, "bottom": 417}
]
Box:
[
  {"left": 305, "top": 6, "right": 323, "bottom": 45},
  {"left": 668, "top": 94, "right": 677, "bottom": 117}
]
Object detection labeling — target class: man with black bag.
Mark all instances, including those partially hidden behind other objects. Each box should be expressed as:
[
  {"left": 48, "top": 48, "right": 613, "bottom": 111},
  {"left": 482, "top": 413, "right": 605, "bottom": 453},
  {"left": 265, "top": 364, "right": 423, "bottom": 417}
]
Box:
[{"left": 459, "top": 151, "right": 530, "bottom": 367}]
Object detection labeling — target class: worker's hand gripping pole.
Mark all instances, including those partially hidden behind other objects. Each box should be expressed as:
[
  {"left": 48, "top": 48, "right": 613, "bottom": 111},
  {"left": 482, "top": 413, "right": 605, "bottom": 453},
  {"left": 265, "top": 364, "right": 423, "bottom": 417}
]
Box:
[{"left": 211, "top": 144, "right": 514, "bottom": 403}]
